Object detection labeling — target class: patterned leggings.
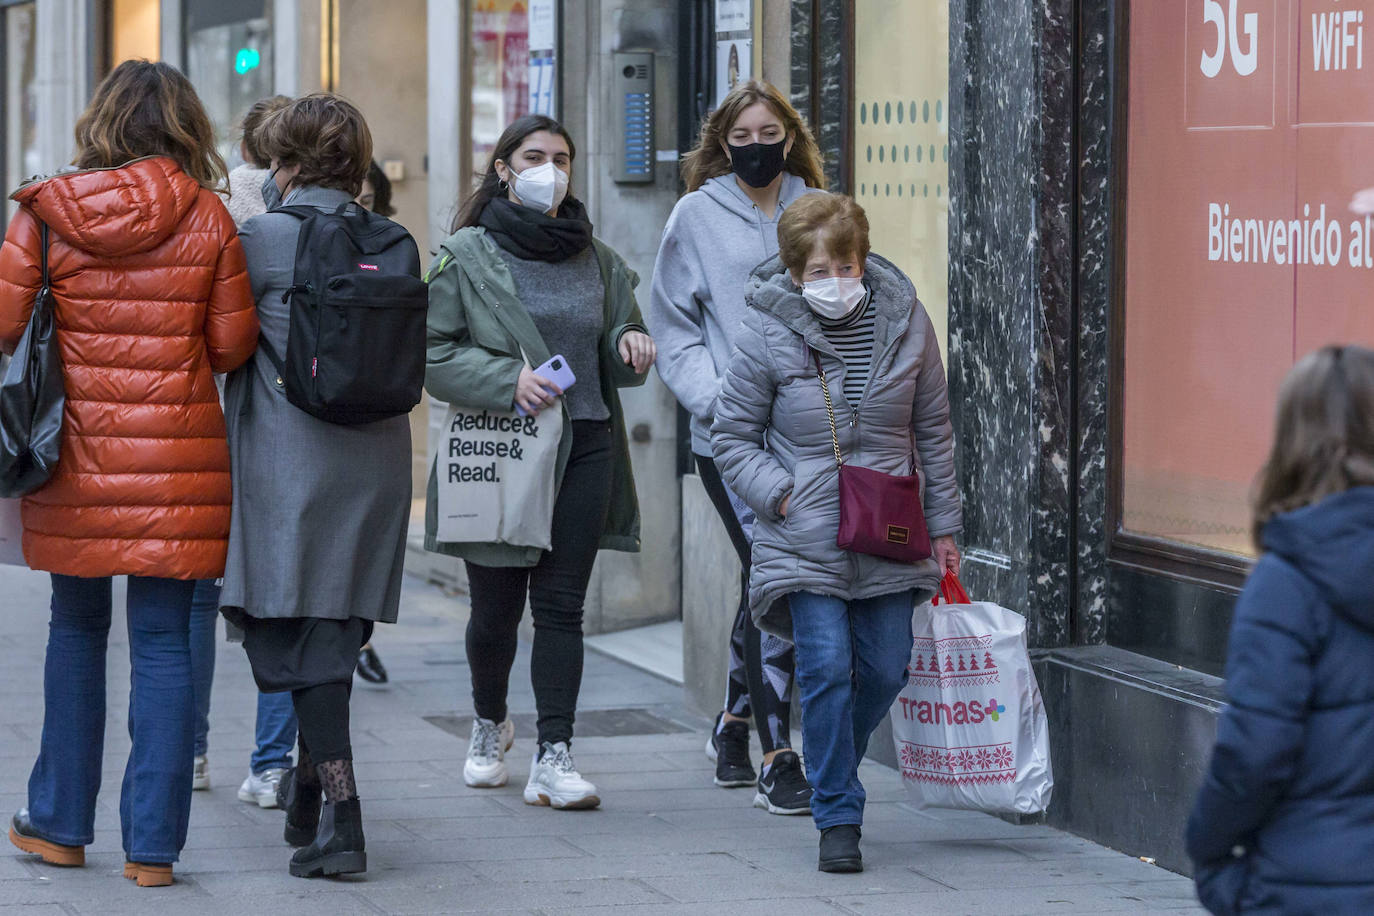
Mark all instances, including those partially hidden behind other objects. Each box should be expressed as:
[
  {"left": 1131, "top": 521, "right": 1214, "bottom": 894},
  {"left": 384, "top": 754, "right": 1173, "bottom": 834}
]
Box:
[{"left": 696, "top": 454, "right": 794, "bottom": 755}]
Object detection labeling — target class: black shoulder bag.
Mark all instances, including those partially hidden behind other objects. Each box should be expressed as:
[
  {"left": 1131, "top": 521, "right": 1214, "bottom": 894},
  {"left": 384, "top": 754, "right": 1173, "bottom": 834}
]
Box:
[{"left": 0, "top": 222, "right": 64, "bottom": 497}]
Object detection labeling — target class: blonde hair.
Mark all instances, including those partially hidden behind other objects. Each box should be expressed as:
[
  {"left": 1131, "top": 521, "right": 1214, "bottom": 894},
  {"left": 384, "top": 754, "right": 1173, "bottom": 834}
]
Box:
[
  {"left": 777, "top": 193, "right": 870, "bottom": 275},
  {"left": 681, "top": 80, "right": 826, "bottom": 193},
  {"left": 73, "top": 59, "right": 226, "bottom": 190},
  {"left": 1252, "top": 345, "right": 1374, "bottom": 548}
]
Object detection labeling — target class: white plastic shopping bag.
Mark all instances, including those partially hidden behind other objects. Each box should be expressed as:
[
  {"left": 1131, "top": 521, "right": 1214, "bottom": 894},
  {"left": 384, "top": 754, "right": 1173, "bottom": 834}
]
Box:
[
  {"left": 431, "top": 400, "right": 562, "bottom": 550},
  {"left": 0, "top": 498, "right": 24, "bottom": 566},
  {"left": 890, "top": 572, "right": 1053, "bottom": 814}
]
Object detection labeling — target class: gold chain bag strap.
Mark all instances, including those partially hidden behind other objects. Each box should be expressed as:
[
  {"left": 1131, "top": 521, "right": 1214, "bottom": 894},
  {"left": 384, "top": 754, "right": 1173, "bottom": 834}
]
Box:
[{"left": 812, "top": 350, "right": 931, "bottom": 563}]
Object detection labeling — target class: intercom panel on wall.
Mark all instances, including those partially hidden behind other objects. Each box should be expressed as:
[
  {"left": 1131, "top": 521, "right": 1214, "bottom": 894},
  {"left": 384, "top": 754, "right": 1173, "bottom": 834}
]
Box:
[{"left": 613, "top": 51, "right": 654, "bottom": 184}]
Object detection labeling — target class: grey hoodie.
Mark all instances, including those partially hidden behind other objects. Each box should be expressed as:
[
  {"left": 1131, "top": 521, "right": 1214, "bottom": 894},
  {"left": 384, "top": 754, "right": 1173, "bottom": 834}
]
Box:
[{"left": 649, "top": 173, "right": 820, "bottom": 454}]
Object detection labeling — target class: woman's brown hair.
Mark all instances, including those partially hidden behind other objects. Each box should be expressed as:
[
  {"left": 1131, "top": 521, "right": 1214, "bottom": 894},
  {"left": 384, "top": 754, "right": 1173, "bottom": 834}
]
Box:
[
  {"left": 239, "top": 95, "right": 293, "bottom": 170},
  {"left": 452, "top": 114, "right": 577, "bottom": 232},
  {"left": 257, "top": 93, "right": 373, "bottom": 197},
  {"left": 1252, "top": 345, "right": 1374, "bottom": 548},
  {"left": 73, "top": 59, "right": 227, "bottom": 190},
  {"left": 680, "top": 80, "right": 826, "bottom": 193},
  {"left": 777, "top": 193, "right": 870, "bottom": 276}
]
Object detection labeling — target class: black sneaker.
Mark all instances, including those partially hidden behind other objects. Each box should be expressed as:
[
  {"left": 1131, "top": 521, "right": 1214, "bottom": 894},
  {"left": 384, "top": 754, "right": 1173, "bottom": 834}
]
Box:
[
  {"left": 818, "top": 824, "right": 863, "bottom": 873},
  {"left": 705, "top": 713, "right": 756, "bottom": 788},
  {"left": 753, "top": 750, "right": 812, "bottom": 815}
]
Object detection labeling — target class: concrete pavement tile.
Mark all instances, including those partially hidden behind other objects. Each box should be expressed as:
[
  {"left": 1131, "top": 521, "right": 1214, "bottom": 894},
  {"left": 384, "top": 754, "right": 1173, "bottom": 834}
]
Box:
[
  {"left": 358, "top": 877, "right": 672, "bottom": 913},
  {"left": 352, "top": 795, "right": 512, "bottom": 820},
  {"left": 364, "top": 834, "right": 586, "bottom": 864},
  {"left": 1106, "top": 880, "right": 1206, "bottom": 909},
  {"left": 591, "top": 786, "right": 770, "bottom": 812},
  {"left": 828, "top": 884, "right": 1179, "bottom": 915},
  {"left": 557, "top": 901, "right": 849, "bottom": 915},
  {"left": 70, "top": 889, "right": 382, "bottom": 916},
  {"left": 996, "top": 835, "right": 1134, "bottom": 861},
  {"left": 642, "top": 871, "right": 947, "bottom": 903},
  {"left": 563, "top": 824, "right": 818, "bottom": 857},
  {"left": 466, "top": 851, "right": 759, "bottom": 883},
  {"left": 0, "top": 906, "right": 66, "bottom": 914},
  {"left": 393, "top": 810, "right": 678, "bottom": 841}
]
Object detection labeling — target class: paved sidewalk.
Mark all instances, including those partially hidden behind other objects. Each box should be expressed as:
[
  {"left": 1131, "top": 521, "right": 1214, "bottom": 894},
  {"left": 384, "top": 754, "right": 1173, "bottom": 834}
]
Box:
[{"left": 0, "top": 564, "right": 1203, "bottom": 914}]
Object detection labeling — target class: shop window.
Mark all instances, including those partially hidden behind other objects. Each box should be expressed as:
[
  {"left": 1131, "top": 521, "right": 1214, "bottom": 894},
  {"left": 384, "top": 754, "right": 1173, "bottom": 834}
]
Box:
[
  {"left": 2, "top": 1, "right": 37, "bottom": 229},
  {"left": 184, "top": 0, "right": 273, "bottom": 166},
  {"left": 110, "top": 0, "right": 159, "bottom": 66},
  {"left": 1119, "top": 0, "right": 1374, "bottom": 564},
  {"left": 850, "top": 0, "right": 950, "bottom": 361},
  {"left": 467, "top": 1, "right": 557, "bottom": 175}
]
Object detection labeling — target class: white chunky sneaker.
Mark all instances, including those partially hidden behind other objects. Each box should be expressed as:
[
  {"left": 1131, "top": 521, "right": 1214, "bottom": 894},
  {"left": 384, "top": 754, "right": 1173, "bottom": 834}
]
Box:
[
  {"left": 192, "top": 755, "right": 211, "bottom": 791},
  {"left": 523, "top": 741, "right": 600, "bottom": 810},
  {"left": 237, "top": 767, "right": 287, "bottom": 808},
  {"left": 464, "top": 717, "right": 516, "bottom": 788}
]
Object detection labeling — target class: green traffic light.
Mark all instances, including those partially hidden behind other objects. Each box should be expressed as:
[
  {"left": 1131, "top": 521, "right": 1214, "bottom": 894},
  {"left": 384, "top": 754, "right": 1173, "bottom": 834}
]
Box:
[{"left": 234, "top": 47, "right": 261, "bottom": 75}]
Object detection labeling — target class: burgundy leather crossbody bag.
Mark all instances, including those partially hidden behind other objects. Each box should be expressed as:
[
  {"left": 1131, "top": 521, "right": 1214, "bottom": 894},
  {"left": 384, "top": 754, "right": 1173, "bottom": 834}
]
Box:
[{"left": 813, "top": 352, "right": 932, "bottom": 564}]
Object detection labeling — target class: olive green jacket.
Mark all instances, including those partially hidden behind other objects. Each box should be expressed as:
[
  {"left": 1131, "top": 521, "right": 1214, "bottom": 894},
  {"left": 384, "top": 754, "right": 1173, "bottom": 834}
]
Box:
[{"left": 423, "top": 227, "right": 649, "bottom": 567}]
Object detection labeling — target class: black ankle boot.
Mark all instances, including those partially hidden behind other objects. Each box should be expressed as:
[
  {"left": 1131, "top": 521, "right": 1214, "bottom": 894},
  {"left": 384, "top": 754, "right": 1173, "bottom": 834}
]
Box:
[
  {"left": 279, "top": 766, "right": 323, "bottom": 848},
  {"left": 818, "top": 824, "right": 863, "bottom": 873},
  {"left": 289, "top": 799, "right": 366, "bottom": 878}
]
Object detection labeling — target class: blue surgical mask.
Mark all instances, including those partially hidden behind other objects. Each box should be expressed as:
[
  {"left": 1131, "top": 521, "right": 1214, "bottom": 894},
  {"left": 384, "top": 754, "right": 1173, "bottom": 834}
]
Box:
[{"left": 261, "top": 169, "right": 283, "bottom": 210}]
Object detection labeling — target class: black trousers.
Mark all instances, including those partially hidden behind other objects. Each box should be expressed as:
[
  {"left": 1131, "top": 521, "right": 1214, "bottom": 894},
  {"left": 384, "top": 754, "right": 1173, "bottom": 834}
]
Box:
[
  {"left": 695, "top": 454, "right": 794, "bottom": 754},
  {"left": 465, "top": 420, "right": 614, "bottom": 747}
]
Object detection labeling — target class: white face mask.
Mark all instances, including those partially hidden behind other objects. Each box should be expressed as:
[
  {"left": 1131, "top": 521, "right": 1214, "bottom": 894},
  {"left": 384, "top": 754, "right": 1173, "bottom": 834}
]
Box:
[
  {"left": 508, "top": 161, "right": 570, "bottom": 214},
  {"left": 801, "top": 277, "right": 867, "bottom": 320}
]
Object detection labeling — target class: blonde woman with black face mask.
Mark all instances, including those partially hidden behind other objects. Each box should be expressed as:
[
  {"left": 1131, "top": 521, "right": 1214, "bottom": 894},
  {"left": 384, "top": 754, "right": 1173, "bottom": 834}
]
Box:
[
  {"left": 649, "top": 80, "right": 824, "bottom": 815},
  {"left": 425, "top": 115, "right": 655, "bottom": 810}
]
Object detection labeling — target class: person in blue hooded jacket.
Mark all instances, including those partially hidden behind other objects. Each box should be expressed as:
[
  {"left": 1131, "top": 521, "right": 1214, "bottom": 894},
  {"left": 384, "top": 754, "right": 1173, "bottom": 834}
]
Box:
[{"left": 1187, "top": 344, "right": 1374, "bottom": 915}]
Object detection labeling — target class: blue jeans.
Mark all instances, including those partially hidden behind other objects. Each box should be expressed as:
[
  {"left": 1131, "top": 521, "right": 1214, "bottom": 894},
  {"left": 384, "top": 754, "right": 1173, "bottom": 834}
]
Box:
[
  {"left": 27, "top": 575, "right": 197, "bottom": 863},
  {"left": 788, "top": 589, "right": 915, "bottom": 831},
  {"left": 189, "top": 580, "right": 296, "bottom": 773},
  {"left": 190, "top": 580, "right": 218, "bottom": 757}
]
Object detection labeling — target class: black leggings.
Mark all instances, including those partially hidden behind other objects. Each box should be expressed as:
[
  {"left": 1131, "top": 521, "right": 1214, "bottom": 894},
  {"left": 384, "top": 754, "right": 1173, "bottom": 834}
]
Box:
[
  {"left": 292, "top": 681, "right": 353, "bottom": 763},
  {"left": 465, "top": 420, "right": 614, "bottom": 747},
  {"left": 695, "top": 454, "right": 794, "bottom": 754}
]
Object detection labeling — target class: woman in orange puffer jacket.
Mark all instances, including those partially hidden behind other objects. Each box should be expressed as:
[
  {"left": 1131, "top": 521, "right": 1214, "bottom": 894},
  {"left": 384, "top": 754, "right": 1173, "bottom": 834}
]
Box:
[{"left": 0, "top": 61, "right": 258, "bottom": 886}]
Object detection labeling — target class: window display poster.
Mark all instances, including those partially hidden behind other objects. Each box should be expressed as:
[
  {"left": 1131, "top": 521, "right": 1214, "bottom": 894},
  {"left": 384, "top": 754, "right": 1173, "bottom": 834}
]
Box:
[
  {"left": 471, "top": 0, "right": 530, "bottom": 166},
  {"left": 714, "top": 0, "right": 751, "bottom": 32},
  {"left": 715, "top": 38, "right": 751, "bottom": 106},
  {"left": 528, "top": 0, "right": 555, "bottom": 51},
  {"left": 1122, "top": 0, "right": 1374, "bottom": 555}
]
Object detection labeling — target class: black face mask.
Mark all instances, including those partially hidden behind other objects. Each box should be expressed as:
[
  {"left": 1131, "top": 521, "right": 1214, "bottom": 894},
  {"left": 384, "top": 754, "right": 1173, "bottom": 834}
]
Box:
[{"left": 727, "top": 139, "right": 787, "bottom": 189}]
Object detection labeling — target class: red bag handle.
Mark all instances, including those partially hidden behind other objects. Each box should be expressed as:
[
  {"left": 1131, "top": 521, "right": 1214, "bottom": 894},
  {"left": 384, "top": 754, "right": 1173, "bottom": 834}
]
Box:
[{"left": 931, "top": 570, "right": 971, "bottom": 605}]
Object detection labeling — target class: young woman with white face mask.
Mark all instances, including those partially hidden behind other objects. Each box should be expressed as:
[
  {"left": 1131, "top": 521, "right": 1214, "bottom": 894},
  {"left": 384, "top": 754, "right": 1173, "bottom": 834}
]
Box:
[
  {"left": 649, "top": 80, "right": 825, "bottom": 815},
  {"left": 710, "top": 193, "right": 963, "bottom": 873},
  {"left": 424, "top": 116, "right": 655, "bottom": 809}
]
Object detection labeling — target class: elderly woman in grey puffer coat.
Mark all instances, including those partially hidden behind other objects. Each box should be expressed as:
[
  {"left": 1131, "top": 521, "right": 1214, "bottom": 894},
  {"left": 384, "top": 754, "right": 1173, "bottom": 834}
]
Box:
[{"left": 711, "top": 193, "right": 962, "bottom": 874}]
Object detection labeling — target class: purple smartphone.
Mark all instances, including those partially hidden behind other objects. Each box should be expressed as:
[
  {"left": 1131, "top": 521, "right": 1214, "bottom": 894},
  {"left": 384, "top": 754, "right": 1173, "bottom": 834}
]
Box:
[{"left": 516, "top": 354, "right": 577, "bottom": 416}]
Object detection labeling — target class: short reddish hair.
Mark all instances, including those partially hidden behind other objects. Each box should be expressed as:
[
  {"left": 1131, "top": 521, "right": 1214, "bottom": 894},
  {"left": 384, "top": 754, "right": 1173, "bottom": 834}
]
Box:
[{"left": 777, "top": 193, "right": 871, "bottom": 275}]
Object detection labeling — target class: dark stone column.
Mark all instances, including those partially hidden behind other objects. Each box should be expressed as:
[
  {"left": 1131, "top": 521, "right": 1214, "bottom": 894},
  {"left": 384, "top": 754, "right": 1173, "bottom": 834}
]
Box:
[
  {"left": 789, "top": 0, "right": 849, "bottom": 191},
  {"left": 946, "top": 0, "right": 1084, "bottom": 648}
]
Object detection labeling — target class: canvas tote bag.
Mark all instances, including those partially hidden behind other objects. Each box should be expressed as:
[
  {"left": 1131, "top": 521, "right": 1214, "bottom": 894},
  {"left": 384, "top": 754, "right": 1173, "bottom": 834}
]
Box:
[{"left": 431, "top": 377, "right": 563, "bottom": 550}]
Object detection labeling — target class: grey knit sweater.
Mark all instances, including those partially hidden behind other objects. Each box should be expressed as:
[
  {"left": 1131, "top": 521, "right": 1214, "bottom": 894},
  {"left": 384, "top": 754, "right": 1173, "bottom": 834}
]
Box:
[{"left": 496, "top": 246, "right": 609, "bottom": 421}]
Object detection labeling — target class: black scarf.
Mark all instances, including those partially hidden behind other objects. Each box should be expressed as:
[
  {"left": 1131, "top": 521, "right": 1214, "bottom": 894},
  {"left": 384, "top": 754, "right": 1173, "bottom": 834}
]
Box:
[{"left": 479, "top": 196, "right": 593, "bottom": 262}]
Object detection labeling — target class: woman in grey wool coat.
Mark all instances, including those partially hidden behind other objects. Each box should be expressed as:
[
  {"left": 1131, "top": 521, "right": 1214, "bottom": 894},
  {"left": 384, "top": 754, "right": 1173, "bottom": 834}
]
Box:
[
  {"left": 711, "top": 193, "right": 963, "bottom": 874},
  {"left": 220, "top": 94, "right": 409, "bottom": 880}
]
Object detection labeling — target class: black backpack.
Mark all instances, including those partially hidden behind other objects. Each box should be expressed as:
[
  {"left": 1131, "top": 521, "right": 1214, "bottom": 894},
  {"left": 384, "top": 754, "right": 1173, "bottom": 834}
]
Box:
[{"left": 258, "top": 202, "right": 428, "bottom": 425}]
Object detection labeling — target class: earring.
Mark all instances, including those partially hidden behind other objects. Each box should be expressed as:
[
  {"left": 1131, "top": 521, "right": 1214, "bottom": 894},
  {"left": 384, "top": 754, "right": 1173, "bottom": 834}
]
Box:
[{"left": 498, "top": 178, "right": 509, "bottom": 191}]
